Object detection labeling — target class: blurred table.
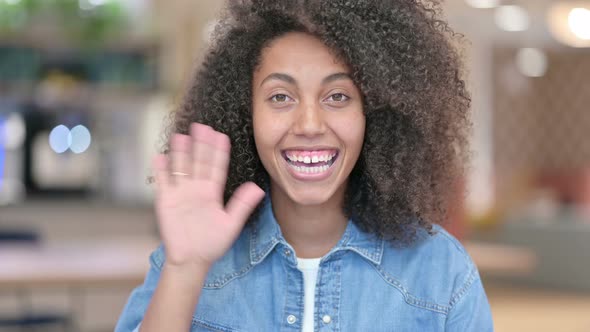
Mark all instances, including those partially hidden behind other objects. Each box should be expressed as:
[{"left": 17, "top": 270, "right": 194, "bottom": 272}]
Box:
[
  {"left": 486, "top": 281, "right": 590, "bottom": 332},
  {"left": 0, "top": 237, "right": 159, "bottom": 289}
]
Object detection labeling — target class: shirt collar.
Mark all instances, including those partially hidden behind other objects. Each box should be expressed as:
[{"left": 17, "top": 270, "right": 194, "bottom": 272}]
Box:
[{"left": 249, "top": 195, "right": 384, "bottom": 266}]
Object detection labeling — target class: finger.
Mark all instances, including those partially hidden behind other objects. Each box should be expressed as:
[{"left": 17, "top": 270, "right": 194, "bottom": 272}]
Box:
[
  {"left": 152, "top": 154, "right": 171, "bottom": 191},
  {"left": 190, "top": 123, "right": 217, "bottom": 179},
  {"left": 170, "top": 134, "right": 192, "bottom": 177},
  {"left": 225, "top": 182, "right": 266, "bottom": 224},
  {"left": 209, "top": 132, "right": 231, "bottom": 189}
]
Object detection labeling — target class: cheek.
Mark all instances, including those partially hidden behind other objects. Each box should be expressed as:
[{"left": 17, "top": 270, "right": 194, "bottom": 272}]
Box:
[
  {"left": 333, "top": 115, "right": 366, "bottom": 150},
  {"left": 349, "top": 128, "right": 365, "bottom": 162},
  {"left": 252, "top": 109, "right": 290, "bottom": 163},
  {"left": 253, "top": 99, "right": 293, "bottom": 142},
  {"left": 252, "top": 100, "right": 270, "bottom": 145},
  {"left": 254, "top": 115, "right": 279, "bottom": 145},
  {"left": 354, "top": 120, "right": 366, "bottom": 148}
]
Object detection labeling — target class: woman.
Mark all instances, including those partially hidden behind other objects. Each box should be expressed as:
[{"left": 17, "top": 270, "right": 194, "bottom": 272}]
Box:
[{"left": 116, "top": 0, "right": 493, "bottom": 331}]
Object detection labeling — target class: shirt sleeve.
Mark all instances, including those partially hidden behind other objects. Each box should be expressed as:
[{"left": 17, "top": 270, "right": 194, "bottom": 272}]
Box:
[
  {"left": 445, "top": 269, "right": 494, "bottom": 332},
  {"left": 114, "top": 245, "right": 164, "bottom": 332}
]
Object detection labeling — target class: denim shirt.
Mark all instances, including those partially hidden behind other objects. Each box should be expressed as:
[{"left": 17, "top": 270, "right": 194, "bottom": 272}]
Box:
[{"left": 116, "top": 198, "right": 493, "bottom": 331}]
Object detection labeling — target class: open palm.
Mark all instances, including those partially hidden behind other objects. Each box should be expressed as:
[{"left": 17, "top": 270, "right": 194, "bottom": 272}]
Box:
[{"left": 152, "top": 123, "right": 265, "bottom": 268}]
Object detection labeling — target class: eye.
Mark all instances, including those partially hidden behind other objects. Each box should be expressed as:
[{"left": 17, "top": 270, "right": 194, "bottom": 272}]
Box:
[
  {"left": 325, "top": 93, "right": 350, "bottom": 103},
  {"left": 269, "top": 94, "right": 294, "bottom": 103}
]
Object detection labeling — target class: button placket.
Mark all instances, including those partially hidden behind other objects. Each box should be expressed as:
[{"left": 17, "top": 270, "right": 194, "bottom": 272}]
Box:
[{"left": 315, "top": 253, "right": 342, "bottom": 330}]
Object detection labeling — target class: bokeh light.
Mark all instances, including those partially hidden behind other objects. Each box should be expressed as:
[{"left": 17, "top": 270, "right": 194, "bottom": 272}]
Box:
[
  {"left": 495, "top": 5, "right": 530, "bottom": 32},
  {"left": 516, "top": 48, "right": 548, "bottom": 78},
  {"left": 3, "top": 113, "right": 26, "bottom": 150},
  {"left": 547, "top": 3, "right": 590, "bottom": 48},
  {"left": 89, "top": 0, "right": 109, "bottom": 6},
  {"left": 49, "top": 125, "right": 71, "bottom": 154},
  {"left": 69, "top": 125, "right": 92, "bottom": 154},
  {"left": 465, "top": 0, "right": 499, "bottom": 9},
  {"left": 568, "top": 8, "right": 590, "bottom": 40}
]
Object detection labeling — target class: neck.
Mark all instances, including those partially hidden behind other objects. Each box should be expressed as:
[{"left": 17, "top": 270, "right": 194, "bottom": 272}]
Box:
[{"left": 270, "top": 183, "right": 349, "bottom": 259}]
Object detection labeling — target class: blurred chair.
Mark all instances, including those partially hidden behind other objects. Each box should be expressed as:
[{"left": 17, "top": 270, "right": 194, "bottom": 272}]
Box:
[{"left": 0, "top": 229, "right": 73, "bottom": 332}]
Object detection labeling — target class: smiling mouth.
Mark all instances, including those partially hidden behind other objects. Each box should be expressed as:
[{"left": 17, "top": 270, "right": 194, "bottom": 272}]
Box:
[{"left": 281, "top": 150, "right": 339, "bottom": 174}]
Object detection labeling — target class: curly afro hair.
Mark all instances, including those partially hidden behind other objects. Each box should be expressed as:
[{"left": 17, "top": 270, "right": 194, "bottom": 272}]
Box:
[{"left": 165, "top": 0, "right": 472, "bottom": 246}]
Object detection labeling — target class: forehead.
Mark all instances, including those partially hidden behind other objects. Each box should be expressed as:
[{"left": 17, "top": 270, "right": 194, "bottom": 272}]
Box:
[{"left": 255, "top": 32, "right": 349, "bottom": 76}]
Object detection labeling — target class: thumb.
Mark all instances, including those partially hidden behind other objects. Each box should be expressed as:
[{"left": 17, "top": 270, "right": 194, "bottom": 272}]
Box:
[{"left": 225, "top": 182, "right": 266, "bottom": 224}]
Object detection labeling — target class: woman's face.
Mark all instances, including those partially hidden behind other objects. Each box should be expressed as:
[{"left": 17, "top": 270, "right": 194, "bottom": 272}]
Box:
[{"left": 252, "top": 32, "right": 365, "bottom": 206}]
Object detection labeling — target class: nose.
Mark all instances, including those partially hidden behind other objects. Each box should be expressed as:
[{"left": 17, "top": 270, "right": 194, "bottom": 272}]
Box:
[{"left": 291, "top": 102, "right": 326, "bottom": 137}]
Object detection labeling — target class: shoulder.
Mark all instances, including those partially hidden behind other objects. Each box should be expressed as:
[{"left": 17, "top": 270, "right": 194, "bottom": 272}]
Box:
[
  {"left": 392, "top": 224, "right": 476, "bottom": 275},
  {"left": 375, "top": 224, "right": 480, "bottom": 314}
]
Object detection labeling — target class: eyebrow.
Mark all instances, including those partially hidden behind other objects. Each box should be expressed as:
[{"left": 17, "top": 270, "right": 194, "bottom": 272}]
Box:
[
  {"left": 259, "top": 72, "right": 352, "bottom": 87},
  {"left": 322, "top": 72, "right": 352, "bottom": 85}
]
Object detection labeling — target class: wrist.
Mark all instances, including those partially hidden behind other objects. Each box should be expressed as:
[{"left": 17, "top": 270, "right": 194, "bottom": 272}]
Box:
[{"left": 163, "top": 260, "right": 211, "bottom": 284}]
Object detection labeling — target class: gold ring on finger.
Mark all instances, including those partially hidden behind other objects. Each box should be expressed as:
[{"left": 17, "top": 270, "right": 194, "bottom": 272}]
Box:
[{"left": 171, "top": 171, "right": 189, "bottom": 176}]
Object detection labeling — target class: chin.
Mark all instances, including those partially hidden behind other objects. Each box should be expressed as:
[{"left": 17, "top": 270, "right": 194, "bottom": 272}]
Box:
[{"left": 283, "top": 185, "right": 340, "bottom": 206}]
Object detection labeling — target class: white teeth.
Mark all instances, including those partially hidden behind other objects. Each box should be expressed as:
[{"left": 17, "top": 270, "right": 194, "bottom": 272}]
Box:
[
  {"left": 285, "top": 152, "right": 338, "bottom": 164},
  {"left": 289, "top": 164, "right": 330, "bottom": 174}
]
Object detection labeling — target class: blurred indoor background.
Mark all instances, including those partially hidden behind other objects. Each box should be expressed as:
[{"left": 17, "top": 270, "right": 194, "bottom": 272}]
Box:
[{"left": 0, "top": 0, "right": 589, "bottom": 331}]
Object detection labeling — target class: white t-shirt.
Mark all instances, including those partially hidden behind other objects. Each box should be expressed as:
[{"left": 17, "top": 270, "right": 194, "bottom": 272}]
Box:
[{"left": 297, "top": 257, "right": 322, "bottom": 332}]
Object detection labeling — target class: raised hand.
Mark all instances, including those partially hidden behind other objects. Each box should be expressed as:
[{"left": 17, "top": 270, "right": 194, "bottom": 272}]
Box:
[{"left": 152, "top": 123, "right": 265, "bottom": 269}]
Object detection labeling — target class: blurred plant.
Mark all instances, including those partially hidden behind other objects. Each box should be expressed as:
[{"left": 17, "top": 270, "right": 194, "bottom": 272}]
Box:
[
  {"left": 0, "top": 0, "right": 33, "bottom": 32},
  {"left": 0, "top": 0, "right": 127, "bottom": 46}
]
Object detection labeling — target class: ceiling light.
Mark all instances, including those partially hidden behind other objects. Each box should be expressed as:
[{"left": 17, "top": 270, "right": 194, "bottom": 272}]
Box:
[
  {"left": 568, "top": 7, "right": 590, "bottom": 40},
  {"left": 547, "top": 2, "right": 590, "bottom": 47},
  {"left": 465, "top": 0, "right": 500, "bottom": 9},
  {"left": 494, "top": 5, "right": 530, "bottom": 32}
]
